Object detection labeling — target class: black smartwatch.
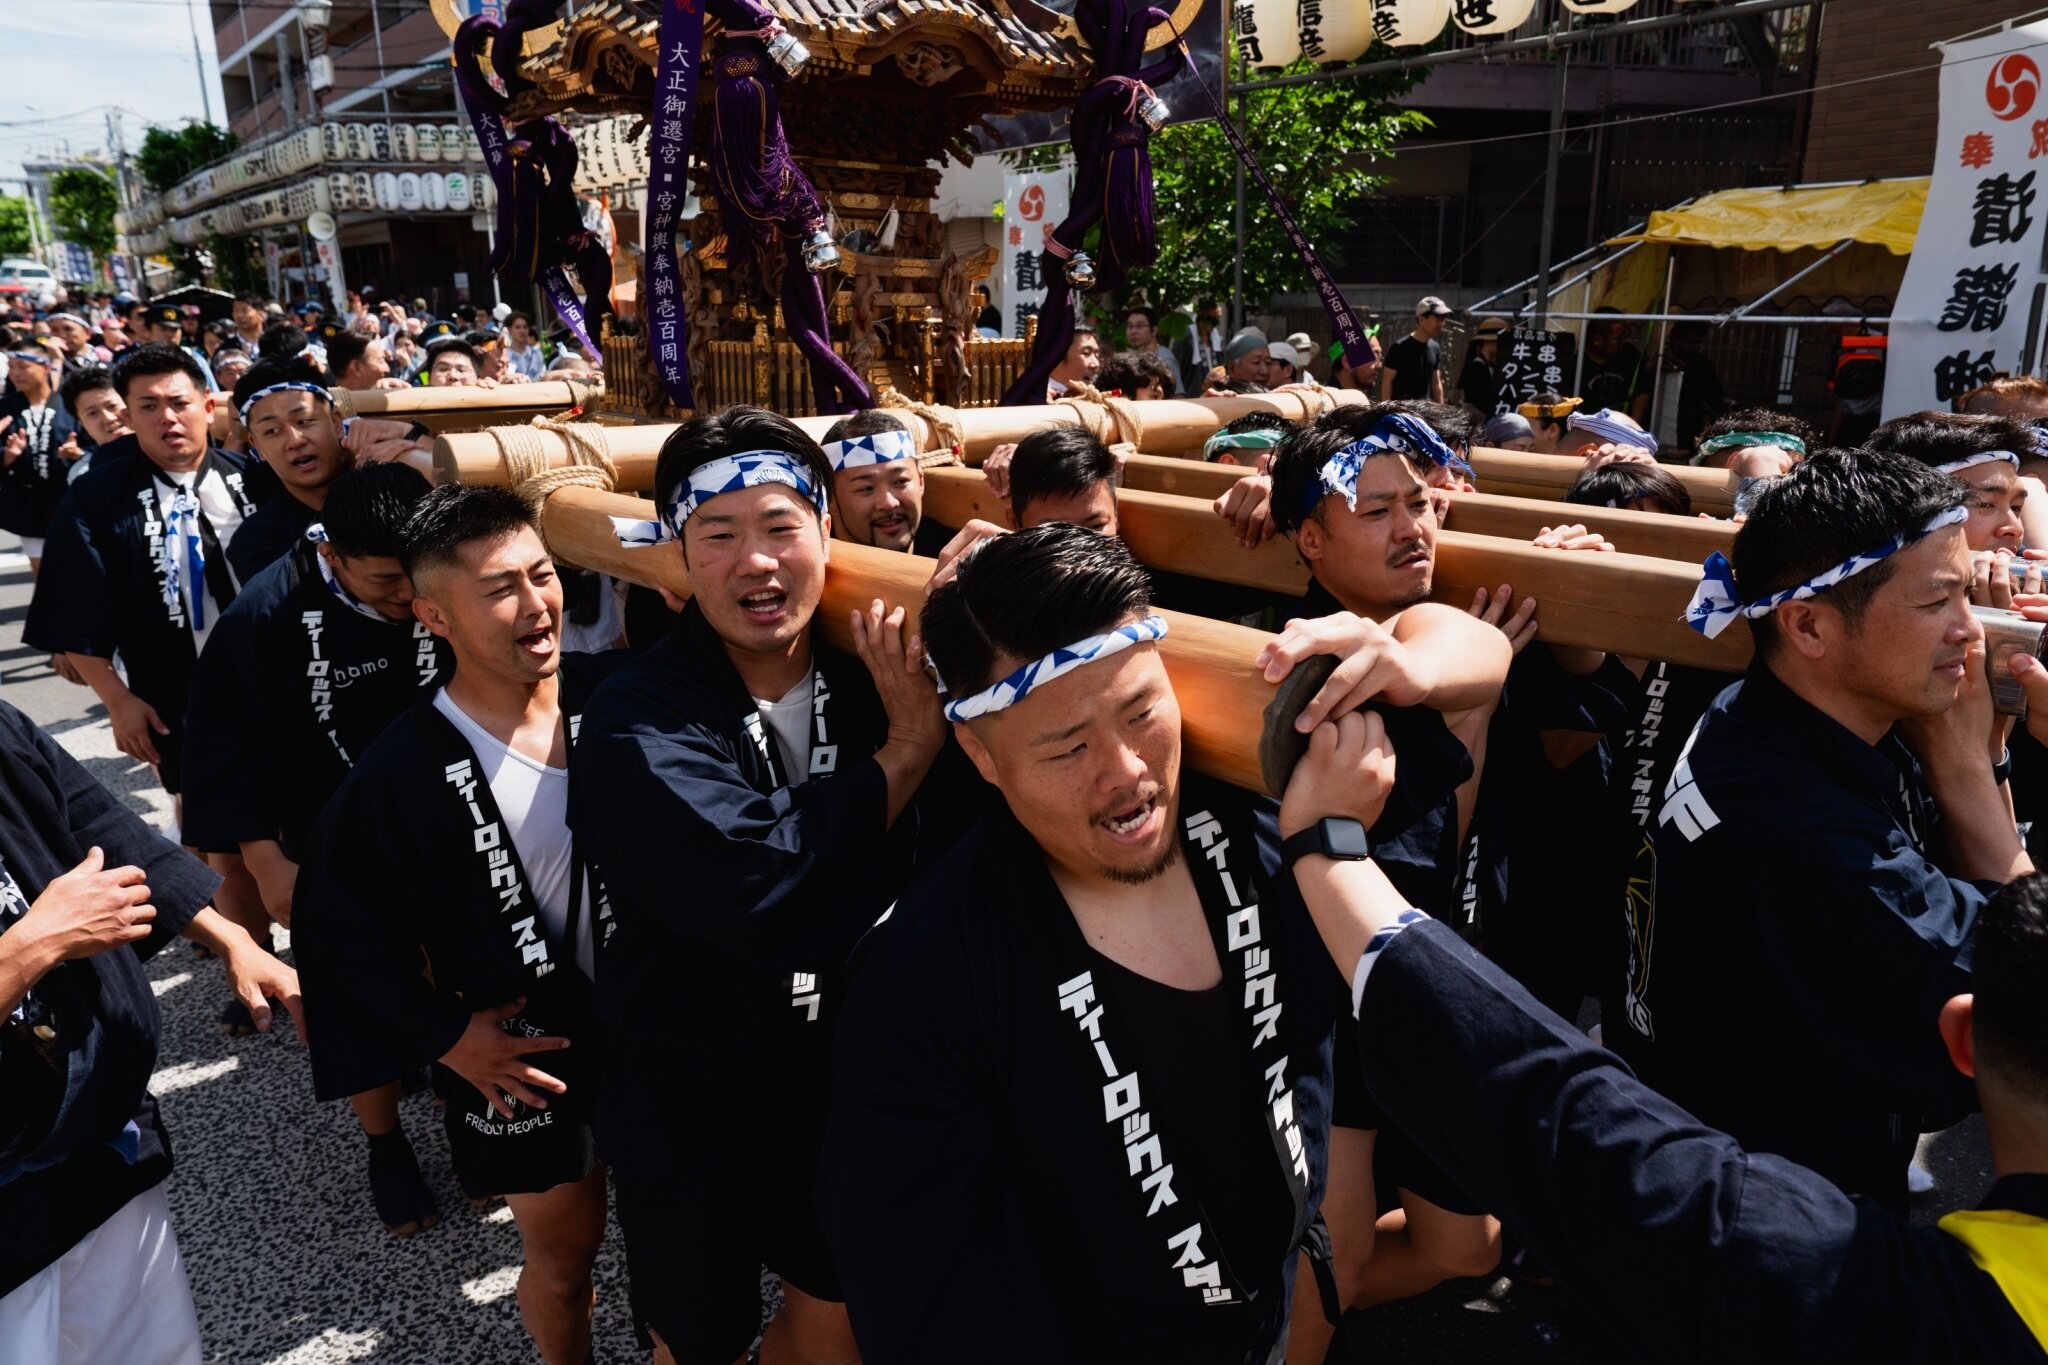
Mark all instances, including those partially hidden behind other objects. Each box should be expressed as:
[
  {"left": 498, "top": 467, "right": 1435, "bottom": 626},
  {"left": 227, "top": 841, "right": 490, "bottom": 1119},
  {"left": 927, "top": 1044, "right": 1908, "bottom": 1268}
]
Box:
[{"left": 1282, "top": 817, "right": 1372, "bottom": 867}]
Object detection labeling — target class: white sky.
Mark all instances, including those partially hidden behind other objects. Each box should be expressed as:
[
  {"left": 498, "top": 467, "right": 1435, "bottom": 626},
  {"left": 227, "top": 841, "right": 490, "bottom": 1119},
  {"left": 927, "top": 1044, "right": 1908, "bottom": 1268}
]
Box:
[{"left": 0, "top": 0, "right": 228, "bottom": 186}]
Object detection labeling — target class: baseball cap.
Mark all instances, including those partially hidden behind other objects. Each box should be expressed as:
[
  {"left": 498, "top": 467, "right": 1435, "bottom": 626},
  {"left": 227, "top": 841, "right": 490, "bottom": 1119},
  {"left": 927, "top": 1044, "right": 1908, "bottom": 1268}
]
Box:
[
  {"left": 1285, "top": 332, "right": 1312, "bottom": 354},
  {"left": 143, "top": 304, "right": 182, "bottom": 329},
  {"left": 1416, "top": 296, "right": 1453, "bottom": 317},
  {"left": 1265, "top": 341, "right": 1302, "bottom": 370}
]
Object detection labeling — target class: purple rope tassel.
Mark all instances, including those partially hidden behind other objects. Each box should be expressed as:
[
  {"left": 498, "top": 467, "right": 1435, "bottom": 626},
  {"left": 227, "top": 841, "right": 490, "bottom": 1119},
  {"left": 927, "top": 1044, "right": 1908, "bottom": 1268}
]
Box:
[
  {"left": 708, "top": 0, "right": 873, "bottom": 415},
  {"left": 1001, "top": 2, "right": 1179, "bottom": 407}
]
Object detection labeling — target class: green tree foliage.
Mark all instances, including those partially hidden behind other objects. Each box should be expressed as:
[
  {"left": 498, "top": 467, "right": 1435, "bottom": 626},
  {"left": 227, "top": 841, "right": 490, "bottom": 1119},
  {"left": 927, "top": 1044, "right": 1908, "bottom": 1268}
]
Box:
[
  {"left": 0, "top": 195, "right": 30, "bottom": 257},
  {"left": 1009, "top": 64, "right": 1425, "bottom": 325},
  {"left": 1134, "top": 66, "right": 1425, "bottom": 317},
  {"left": 134, "top": 121, "right": 239, "bottom": 193},
  {"left": 49, "top": 168, "right": 118, "bottom": 257}
]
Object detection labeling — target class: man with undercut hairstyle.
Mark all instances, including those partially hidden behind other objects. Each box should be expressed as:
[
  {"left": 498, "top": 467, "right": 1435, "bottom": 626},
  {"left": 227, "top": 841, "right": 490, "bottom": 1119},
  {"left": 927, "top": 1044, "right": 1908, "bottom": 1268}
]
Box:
[
  {"left": 818, "top": 408, "right": 951, "bottom": 556},
  {"left": 225, "top": 356, "right": 431, "bottom": 582},
  {"left": 1646, "top": 450, "right": 2029, "bottom": 1210},
  {"left": 182, "top": 463, "right": 453, "bottom": 1237},
  {"left": 294, "top": 486, "right": 618, "bottom": 1364},
  {"left": 572, "top": 405, "right": 958, "bottom": 1365},
  {"left": 827, "top": 523, "right": 1472, "bottom": 1362}
]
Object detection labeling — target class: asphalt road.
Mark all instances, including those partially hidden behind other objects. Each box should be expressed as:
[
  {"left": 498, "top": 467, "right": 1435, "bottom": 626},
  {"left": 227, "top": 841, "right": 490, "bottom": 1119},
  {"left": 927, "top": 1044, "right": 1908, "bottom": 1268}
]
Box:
[{"left": 0, "top": 530, "right": 1994, "bottom": 1364}]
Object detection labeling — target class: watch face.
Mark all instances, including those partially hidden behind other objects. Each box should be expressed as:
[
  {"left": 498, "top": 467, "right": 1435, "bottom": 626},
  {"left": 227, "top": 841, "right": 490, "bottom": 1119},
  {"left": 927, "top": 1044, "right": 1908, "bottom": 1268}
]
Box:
[{"left": 1324, "top": 819, "right": 1371, "bottom": 859}]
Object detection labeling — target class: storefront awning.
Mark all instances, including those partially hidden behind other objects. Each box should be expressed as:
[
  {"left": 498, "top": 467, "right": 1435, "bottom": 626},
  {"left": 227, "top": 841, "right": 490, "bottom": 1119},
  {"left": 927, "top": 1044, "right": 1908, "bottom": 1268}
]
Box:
[{"left": 1605, "top": 178, "right": 1928, "bottom": 256}]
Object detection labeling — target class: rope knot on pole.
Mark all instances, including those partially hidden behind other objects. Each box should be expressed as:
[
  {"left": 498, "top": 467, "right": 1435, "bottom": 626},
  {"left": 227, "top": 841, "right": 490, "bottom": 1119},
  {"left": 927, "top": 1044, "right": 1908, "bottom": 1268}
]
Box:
[
  {"left": 877, "top": 391, "right": 968, "bottom": 459},
  {"left": 493, "top": 416, "right": 619, "bottom": 524}
]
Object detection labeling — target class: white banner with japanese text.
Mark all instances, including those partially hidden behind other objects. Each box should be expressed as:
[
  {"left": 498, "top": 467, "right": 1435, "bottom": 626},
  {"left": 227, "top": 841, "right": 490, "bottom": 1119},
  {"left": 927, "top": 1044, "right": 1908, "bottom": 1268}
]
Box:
[
  {"left": 1886, "top": 22, "right": 2048, "bottom": 417},
  {"left": 1000, "top": 169, "right": 1071, "bottom": 341}
]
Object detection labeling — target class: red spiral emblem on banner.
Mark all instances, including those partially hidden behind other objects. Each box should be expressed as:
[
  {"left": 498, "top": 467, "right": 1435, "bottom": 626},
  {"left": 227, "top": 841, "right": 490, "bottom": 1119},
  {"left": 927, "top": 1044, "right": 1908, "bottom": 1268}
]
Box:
[{"left": 1987, "top": 53, "right": 2040, "bottom": 122}]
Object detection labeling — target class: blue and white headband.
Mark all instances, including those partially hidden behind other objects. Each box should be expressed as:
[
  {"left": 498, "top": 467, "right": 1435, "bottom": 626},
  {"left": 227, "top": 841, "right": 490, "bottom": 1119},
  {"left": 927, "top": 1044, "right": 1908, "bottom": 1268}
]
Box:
[
  {"left": 1568, "top": 408, "right": 1652, "bottom": 450},
  {"left": 942, "top": 614, "right": 1170, "bottom": 723},
  {"left": 609, "top": 449, "right": 826, "bottom": 547},
  {"left": 1305, "top": 413, "right": 1469, "bottom": 519},
  {"left": 238, "top": 380, "right": 331, "bottom": 423},
  {"left": 822, "top": 427, "right": 917, "bottom": 473},
  {"left": 8, "top": 350, "right": 56, "bottom": 369},
  {"left": 1936, "top": 450, "right": 2021, "bottom": 476},
  {"left": 1682, "top": 505, "right": 1968, "bottom": 639}
]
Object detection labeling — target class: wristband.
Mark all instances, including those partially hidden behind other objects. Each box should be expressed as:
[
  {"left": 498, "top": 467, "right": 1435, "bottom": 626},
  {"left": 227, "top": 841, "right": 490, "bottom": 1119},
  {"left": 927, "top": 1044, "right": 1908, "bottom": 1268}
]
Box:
[{"left": 1993, "top": 746, "right": 2013, "bottom": 787}]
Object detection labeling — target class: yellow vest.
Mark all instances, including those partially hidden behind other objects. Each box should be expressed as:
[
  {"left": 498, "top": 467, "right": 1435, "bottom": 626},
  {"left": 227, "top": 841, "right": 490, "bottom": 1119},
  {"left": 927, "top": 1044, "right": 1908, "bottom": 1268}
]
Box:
[{"left": 1938, "top": 1206, "right": 2048, "bottom": 1347}]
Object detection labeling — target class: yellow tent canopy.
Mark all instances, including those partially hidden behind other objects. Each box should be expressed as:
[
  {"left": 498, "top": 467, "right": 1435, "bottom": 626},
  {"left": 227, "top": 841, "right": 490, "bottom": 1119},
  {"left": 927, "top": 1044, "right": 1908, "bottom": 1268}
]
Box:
[{"left": 1604, "top": 178, "right": 1927, "bottom": 257}]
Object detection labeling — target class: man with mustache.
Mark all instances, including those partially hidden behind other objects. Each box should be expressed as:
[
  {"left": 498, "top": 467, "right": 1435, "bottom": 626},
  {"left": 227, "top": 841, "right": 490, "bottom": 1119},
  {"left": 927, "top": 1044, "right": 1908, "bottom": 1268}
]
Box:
[{"left": 818, "top": 409, "right": 951, "bottom": 557}]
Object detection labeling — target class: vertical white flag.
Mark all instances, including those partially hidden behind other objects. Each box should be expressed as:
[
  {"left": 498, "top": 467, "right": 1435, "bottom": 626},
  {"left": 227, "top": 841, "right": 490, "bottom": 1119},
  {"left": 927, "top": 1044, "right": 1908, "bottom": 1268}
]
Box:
[
  {"left": 1886, "top": 22, "right": 2048, "bottom": 417},
  {"left": 999, "top": 169, "right": 1071, "bottom": 341}
]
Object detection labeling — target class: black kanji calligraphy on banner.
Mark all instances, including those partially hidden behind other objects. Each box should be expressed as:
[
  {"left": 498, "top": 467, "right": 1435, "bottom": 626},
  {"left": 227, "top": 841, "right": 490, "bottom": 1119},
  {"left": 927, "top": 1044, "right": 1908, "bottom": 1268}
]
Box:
[
  {"left": 1934, "top": 348, "right": 1999, "bottom": 403},
  {"left": 1014, "top": 250, "right": 1042, "bottom": 293},
  {"left": 1970, "top": 171, "right": 2037, "bottom": 248},
  {"left": 1938, "top": 263, "right": 2021, "bottom": 332},
  {"left": 1454, "top": 0, "right": 1499, "bottom": 25}
]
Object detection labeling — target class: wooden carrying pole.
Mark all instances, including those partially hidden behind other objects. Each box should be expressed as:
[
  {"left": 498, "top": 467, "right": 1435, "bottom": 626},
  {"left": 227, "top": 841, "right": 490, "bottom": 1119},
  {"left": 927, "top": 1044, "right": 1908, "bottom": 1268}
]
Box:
[
  {"left": 1467, "top": 449, "right": 1741, "bottom": 517},
  {"left": 915, "top": 468, "right": 1750, "bottom": 672},
  {"left": 433, "top": 389, "right": 1368, "bottom": 485},
  {"left": 335, "top": 380, "right": 597, "bottom": 433},
  {"left": 537, "top": 487, "right": 1280, "bottom": 793},
  {"left": 439, "top": 418, "right": 1739, "bottom": 550}
]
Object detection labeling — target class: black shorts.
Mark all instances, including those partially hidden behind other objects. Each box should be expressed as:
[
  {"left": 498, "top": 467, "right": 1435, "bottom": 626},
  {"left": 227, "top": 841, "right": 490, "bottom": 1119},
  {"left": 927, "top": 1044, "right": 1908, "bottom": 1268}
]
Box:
[
  {"left": 1333, "top": 1008, "right": 1486, "bottom": 1218},
  {"left": 434, "top": 1061, "right": 598, "bottom": 1197},
  {"left": 612, "top": 1131, "right": 841, "bottom": 1364}
]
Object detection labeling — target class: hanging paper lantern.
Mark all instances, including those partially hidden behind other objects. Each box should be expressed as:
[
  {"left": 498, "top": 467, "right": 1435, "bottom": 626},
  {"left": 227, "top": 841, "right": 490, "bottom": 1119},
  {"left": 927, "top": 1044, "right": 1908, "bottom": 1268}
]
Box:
[
  {"left": 422, "top": 173, "right": 448, "bottom": 211},
  {"left": 346, "top": 123, "right": 372, "bottom": 161},
  {"left": 396, "top": 172, "right": 424, "bottom": 211},
  {"left": 370, "top": 123, "right": 392, "bottom": 159},
  {"left": 1366, "top": 0, "right": 1451, "bottom": 46},
  {"left": 328, "top": 173, "right": 354, "bottom": 211},
  {"left": 415, "top": 124, "right": 442, "bottom": 162},
  {"left": 371, "top": 172, "right": 398, "bottom": 211},
  {"left": 390, "top": 123, "right": 415, "bottom": 161},
  {"left": 1561, "top": 0, "right": 1637, "bottom": 11},
  {"left": 1298, "top": 0, "right": 1379, "bottom": 63},
  {"left": 1232, "top": 0, "right": 1301, "bottom": 73},
  {"left": 446, "top": 172, "right": 472, "bottom": 212},
  {"left": 1449, "top": 0, "right": 1535, "bottom": 35},
  {"left": 321, "top": 122, "right": 345, "bottom": 162}
]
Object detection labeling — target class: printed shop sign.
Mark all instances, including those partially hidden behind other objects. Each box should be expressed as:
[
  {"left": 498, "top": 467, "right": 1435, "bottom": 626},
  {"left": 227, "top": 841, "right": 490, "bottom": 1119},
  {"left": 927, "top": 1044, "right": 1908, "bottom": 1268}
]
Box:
[{"left": 1886, "top": 21, "right": 2048, "bottom": 417}]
